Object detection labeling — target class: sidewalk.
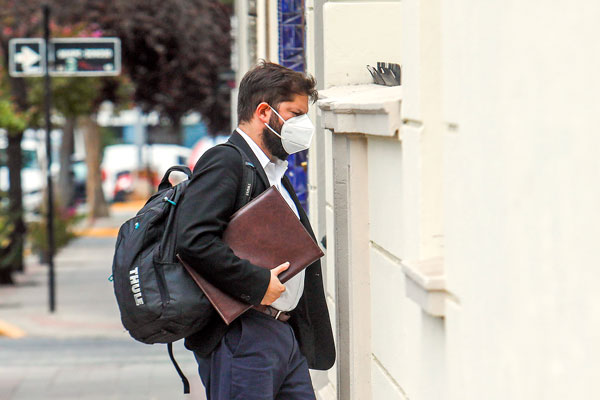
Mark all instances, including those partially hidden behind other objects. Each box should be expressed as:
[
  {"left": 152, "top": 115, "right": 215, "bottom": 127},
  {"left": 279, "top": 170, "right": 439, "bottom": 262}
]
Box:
[{"left": 0, "top": 204, "right": 205, "bottom": 400}]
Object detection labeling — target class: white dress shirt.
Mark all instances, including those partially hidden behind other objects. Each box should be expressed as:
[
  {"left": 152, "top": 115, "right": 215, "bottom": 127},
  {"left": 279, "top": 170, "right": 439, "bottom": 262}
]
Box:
[{"left": 236, "top": 128, "right": 305, "bottom": 312}]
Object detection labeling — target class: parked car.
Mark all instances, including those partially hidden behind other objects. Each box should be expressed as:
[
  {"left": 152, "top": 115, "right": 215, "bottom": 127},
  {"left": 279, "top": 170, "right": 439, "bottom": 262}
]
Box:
[
  {"left": 0, "top": 134, "right": 44, "bottom": 213},
  {"left": 187, "top": 135, "right": 229, "bottom": 171},
  {"left": 101, "top": 144, "right": 191, "bottom": 202}
]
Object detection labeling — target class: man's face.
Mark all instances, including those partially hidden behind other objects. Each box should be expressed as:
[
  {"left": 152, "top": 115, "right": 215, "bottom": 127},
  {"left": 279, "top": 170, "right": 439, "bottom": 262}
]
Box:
[{"left": 261, "top": 94, "right": 309, "bottom": 161}]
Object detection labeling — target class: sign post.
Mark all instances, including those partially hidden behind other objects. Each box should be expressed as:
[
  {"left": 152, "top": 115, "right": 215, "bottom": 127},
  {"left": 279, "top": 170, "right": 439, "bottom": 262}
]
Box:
[
  {"left": 8, "top": 8, "right": 122, "bottom": 313},
  {"left": 42, "top": 4, "right": 56, "bottom": 313}
]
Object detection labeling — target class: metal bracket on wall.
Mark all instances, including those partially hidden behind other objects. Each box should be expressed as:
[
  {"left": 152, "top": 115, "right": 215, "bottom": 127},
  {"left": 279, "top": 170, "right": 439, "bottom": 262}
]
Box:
[{"left": 367, "top": 62, "right": 401, "bottom": 86}]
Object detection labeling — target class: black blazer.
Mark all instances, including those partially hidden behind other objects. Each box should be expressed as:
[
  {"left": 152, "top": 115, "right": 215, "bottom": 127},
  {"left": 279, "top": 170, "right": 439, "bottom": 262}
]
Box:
[{"left": 175, "top": 131, "right": 335, "bottom": 370}]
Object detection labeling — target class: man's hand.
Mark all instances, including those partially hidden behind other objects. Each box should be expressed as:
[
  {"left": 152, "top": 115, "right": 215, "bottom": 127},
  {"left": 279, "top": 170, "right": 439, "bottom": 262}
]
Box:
[{"left": 260, "top": 262, "right": 290, "bottom": 305}]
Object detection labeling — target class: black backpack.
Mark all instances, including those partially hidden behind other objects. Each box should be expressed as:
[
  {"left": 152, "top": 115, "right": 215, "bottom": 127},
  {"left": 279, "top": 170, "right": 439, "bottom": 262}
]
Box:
[{"left": 111, "top": 143, "right": 256, "bottom": 393}]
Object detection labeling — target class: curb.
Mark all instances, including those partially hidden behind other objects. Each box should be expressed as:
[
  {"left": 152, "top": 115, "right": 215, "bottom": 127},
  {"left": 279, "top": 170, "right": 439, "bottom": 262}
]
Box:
[
  {"left": 74, "top": 227, "right": 120, "bottom": 238},
  {"left": 72, "top": 200, "right": 143, "bottom": 238},
  {"left": 0, "top": 319, "right": 26, "bottom": 339},
  {"left": 110, "top": 200, "right": 146, "bottom": 212}
]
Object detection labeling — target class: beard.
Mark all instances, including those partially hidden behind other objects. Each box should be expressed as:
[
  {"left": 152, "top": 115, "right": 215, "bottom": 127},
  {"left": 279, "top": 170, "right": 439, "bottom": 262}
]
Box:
[{"left": 262, "top": 113, "right": 289, "bottom": 161}]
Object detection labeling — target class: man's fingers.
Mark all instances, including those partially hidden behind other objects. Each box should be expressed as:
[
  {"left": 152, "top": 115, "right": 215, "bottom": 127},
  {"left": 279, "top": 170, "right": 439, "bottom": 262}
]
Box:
[{"left": 272, "top": 262, "right": 290, "bottom": 276}]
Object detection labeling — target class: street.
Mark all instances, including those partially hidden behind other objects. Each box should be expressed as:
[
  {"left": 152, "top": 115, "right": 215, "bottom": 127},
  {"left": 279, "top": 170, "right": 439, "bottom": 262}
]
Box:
[{"left": 0, "top": 209, "right": 206, "bottom": 400}]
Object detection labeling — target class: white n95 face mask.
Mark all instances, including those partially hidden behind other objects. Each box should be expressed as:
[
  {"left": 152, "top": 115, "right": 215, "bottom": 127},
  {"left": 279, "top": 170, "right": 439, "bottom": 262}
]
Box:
[{"left": 264, "top": 105, "right": 315, "bottom": 154}]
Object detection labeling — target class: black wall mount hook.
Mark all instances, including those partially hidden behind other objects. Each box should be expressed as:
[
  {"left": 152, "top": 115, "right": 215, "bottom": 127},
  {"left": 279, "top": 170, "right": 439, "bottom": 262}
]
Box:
[{"left": 367, "top": 62, "right": 401, "bottom": 86}]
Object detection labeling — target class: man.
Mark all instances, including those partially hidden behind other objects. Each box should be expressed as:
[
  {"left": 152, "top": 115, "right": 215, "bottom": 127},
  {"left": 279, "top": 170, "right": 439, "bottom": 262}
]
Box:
[{"left": 175, "top": 61, "right": 336, "bottom": 400}]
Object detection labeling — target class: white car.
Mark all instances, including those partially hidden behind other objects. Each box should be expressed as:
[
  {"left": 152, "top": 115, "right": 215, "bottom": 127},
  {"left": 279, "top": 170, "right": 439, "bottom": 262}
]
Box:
[
  {"left": 0, "top": 134, "right": 45, "bottom": 213},
  {"left": 101, "top": 144, "right": 191, "bottom": 202},
  {"left": 187, "top": 135, "right": 229, "bottom": 171}
]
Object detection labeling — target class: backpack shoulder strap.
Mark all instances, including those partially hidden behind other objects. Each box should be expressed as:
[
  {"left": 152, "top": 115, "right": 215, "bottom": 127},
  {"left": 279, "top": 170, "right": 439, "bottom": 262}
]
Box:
[
  {"left": 219, "top": 143, "right": 257, "bottom": 208},
  {"left": 166, "top": 144, "right": 256, "bottom": 393}
]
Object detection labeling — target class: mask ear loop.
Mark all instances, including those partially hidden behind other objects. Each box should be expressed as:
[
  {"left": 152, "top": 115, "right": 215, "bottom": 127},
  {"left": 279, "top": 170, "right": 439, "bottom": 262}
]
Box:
[
  {"left": 267, "top": 104, "right": 285, "bottom": 122},
  {"left": 263, "top": 103, "right": 285, "bottom": 138},
  {"left": 264, "top": 122, "right": 283, "bottom": 139}
]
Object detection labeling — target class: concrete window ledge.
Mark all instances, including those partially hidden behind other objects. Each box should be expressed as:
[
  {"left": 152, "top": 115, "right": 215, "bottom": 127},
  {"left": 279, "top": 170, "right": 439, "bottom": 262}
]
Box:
[
  {"left": 317, "top": 84, "right": 402, "bottom": 137},
  {"left": 401, "top": 257, "right": 449, "bottom": 317}
]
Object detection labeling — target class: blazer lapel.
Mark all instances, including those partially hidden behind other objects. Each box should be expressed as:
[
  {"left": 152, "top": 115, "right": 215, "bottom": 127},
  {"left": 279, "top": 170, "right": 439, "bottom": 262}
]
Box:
[
  {"left": 229, "top": 131, "right": 315, "bottom": 240},
  {"left": 282, "top": 175, "right": 316, "bottom": 241},
  {"left": 228, "top": 131, "right": 270, "bottom": 189}
]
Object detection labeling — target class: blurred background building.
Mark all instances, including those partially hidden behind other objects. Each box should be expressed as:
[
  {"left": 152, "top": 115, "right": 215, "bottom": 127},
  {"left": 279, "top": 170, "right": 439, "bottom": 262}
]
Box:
[{"left": 232, "top": 1, "right": 600, "bottom": 399}]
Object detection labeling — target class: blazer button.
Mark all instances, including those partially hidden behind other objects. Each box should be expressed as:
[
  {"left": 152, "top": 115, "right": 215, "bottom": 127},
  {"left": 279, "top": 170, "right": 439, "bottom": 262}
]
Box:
[{"left": 241, "top": 294, "right": 251, "bottom": 301}]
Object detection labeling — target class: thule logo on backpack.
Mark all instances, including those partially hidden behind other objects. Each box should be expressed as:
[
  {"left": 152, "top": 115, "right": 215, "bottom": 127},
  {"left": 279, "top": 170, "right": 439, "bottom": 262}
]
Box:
[{"left": 129, "top": 267, "right": 144, "bottom": 306}]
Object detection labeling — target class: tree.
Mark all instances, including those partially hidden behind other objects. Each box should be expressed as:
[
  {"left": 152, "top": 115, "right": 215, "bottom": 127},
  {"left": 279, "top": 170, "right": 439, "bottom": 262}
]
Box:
[
  {"left": 57, "top": 0, "right": 233, "bottom": 134},
  {"left": 24, "top": 19, "right": 130, "bottom": 219},
  {"left": 0, "top": 0, "right": 233, "bottom": 282},
  {"left": 50, "top": 77, "right": 107, "bottom": 214},
  {"left": 28, "top": 73, "right": 129, "bottom": 219},
  {"left": 0, "top": 2, "right": 118, "bottom": 281},
  {"left": 0, "top": 95, "right": 27, "bottom": 284},
  {"left": 0, "top": 1, "right": 40, "bottom": 282},
  {"left": 53, "top": 0, "right": 234, "bottom": 218}
]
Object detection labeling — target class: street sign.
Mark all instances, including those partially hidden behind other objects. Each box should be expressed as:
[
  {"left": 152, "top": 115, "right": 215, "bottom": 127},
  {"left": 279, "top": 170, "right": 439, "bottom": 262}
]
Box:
[
  {"left": 8, "top": 38, "right": 46, "bottom": 77},
  {"left": 8, "top": 37, "right": 121, "bottom": 77},
  {"left": 51, "top": 38, "right": 121, "bottom": 76}
]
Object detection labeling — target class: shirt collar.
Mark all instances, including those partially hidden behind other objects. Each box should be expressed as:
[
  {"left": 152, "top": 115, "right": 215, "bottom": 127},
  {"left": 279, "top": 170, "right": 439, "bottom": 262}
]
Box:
[
  {"left": 236, "top": 127, "right": 289, "bottom": 172},
  {"left": 236, "top": 127, "right": 270, "bottom": 170}
]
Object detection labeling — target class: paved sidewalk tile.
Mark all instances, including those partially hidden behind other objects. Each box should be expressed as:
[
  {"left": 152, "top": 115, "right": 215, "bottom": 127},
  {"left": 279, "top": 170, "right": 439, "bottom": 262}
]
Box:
[{"left": 0, "top": 210, "right": 206, "bottom": 400}]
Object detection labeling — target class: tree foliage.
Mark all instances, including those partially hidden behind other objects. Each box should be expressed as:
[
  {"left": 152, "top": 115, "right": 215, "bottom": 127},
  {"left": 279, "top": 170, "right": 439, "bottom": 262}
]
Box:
[
  {"left": 56, "top": 0, "right": 233, "bottom": 133},
  {"left": 2, "top": 0, "right": 232, "bottom": 132},
  {"left": 0, "top": 99, "right": 26, "bottom": 133},
  {"left": 0, "top": 0, "right": 232, "bottom": 282},
  {"left": 0, "top": 193, "right": 18, "bottom": 284}
]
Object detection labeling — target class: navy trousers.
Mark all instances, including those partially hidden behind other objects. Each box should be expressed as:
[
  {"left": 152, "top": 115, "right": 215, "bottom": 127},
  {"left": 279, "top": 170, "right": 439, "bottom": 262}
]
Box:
[{"left": 194, "top": 309, "right": 316, "bottom": 400}]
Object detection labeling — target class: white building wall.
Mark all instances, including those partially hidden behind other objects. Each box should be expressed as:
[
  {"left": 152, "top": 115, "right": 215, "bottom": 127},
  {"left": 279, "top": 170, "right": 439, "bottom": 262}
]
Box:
[
  {"left": 442, "top": 2, "right": 600, "bottom": 399},
  {"left": 234, "top": 0, "right": 600, "bottom": 399},
  {"left": 315, "top": 0, "right": 600, "bottom": 399},
  {"left": 318, "top": 2, "right": 430, "bottom": 399}
]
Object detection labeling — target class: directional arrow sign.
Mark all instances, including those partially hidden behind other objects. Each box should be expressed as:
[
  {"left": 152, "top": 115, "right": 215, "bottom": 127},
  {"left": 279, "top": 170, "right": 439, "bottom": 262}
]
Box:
[
  {"left": 9, "top": 39, "right": 46, "bottom": 77},
  {"left": 15, "top": 46, "right": 42, "bottom": 70}
]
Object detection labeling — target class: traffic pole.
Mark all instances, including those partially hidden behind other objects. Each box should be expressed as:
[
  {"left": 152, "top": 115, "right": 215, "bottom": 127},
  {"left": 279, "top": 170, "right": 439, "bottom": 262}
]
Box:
[{"left": 43, "top": 4, "right": 56, "bottom": 313}]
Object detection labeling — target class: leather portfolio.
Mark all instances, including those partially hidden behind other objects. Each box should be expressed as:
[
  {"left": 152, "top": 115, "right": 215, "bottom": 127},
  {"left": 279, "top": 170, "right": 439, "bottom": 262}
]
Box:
[{"left": 178, "top": 186, "right": 324, "bottom": 325}]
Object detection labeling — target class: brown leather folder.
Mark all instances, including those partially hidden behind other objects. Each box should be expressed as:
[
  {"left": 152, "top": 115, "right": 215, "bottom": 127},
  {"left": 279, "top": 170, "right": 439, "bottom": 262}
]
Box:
[{"left": 178, "top": 186, "right": 324, "bottom": 325}]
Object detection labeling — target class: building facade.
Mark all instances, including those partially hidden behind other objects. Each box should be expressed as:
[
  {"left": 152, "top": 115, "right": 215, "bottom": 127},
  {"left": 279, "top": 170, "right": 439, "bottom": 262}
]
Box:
[{"left": 233, "top": 1, "right": 600, "bottom": 399}]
